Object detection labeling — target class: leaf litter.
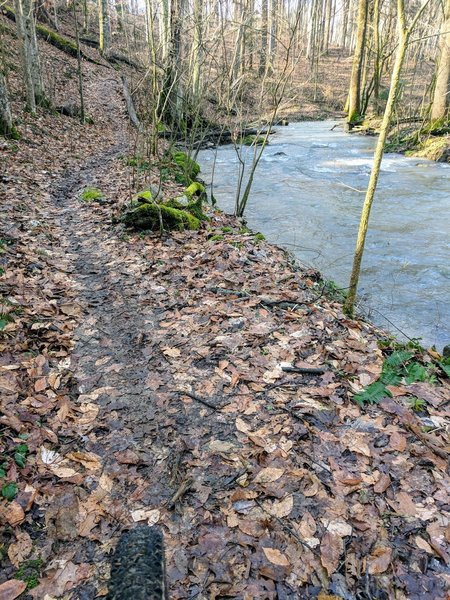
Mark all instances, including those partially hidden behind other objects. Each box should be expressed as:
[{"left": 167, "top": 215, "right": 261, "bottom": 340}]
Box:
[{"left": 1, "top": 17, "right": 450, "bottom": 599}]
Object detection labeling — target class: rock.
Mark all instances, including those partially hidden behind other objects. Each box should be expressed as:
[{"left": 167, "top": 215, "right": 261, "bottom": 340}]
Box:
[{"left": 122, "top": 202, "right": 200, "bottom": 231}]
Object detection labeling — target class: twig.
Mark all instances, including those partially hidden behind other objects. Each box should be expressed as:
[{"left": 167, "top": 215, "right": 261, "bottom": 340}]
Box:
[
  {"left": 281, "top": 366, "right": 326, "bottom": 375},
  {"left": 177, "top": 390, "right": 222, "bottom": 410},
  {"left": 168, "top": 477, "right": 193, "bottom": 509}
]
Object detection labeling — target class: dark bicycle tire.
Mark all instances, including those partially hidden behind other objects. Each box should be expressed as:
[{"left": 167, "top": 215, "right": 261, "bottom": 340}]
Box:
[{"left": 107, "top": 525, "right": 168, "bottom": 600}]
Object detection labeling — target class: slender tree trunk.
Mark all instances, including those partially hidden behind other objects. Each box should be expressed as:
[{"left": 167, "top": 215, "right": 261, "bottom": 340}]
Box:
[
  {"left": 0, "top": 72, "right": 14, "bottom": 136},
  {"left": 14, "top": 0, "right": 36, "bottom": 113},
  {"left": 72, "top": 0, "right": 85, "bottom": 123},
  {"left": 191, "top": 0, "right": 203, "bottom": 99},
  {"left": 98, "top": 0, "right": 110, "bottom": 54},
  {"left": 347, "top": 0, "right": 368, "bottom": 124},
  {"left": 24, "top": 0, "right": 46, "bottom": 105},
  {"left": 344, "top": 0, "right": 432, "bottom": 316},
  {"left": 431, "top": 0, "right": 450, "bottom": 121},
  {"left": 258, "top": 0, "right": 268, "bottom": 76}
]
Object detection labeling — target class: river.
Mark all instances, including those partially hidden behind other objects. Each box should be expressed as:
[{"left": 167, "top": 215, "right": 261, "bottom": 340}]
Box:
[{"left": 197, "top": 121, "right": 450, "bottom": 350}]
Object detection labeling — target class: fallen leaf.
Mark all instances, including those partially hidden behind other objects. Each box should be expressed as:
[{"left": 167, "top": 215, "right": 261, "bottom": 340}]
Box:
[
  {"left": 367, "top": 545, "right": 392, "bottom": 574},
  {"left": 67, "top": 451, "right": 102, "bottom": 471},
  {"left": 115, "top": 450, "right": 140, "bottom": 465},
  {"left": 269, "top": 495, "right": 293, "bottom": 518},
  {"left": 254, "top": 467, "right": 284, "bottom": 484},
  {"left": 0, "top": 501, "right": 25, "bottom": 527},
  {"left": 0, "top": 579, "right": 27, "bottom": 600},
  {"left": 131, "top": 508, "right": 160, "bottom": 526},
  {"left": 320, "top": 532, "right": 343, "bottom": 576},
  {"left": 162, "top": 347, "right": 181, "bottom": 358},
  {"left": 7, "top": 530, "right": 33, "bottom": 567},
  {"left": 262, "top": 547, "right": 290, "bottom": 567}
]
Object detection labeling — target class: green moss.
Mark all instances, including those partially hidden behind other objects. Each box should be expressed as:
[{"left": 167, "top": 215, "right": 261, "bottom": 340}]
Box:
[
  {"left": 221, "top": 226, "right": 233, "bottom": 233},
  {"left": 209, "top": 234, "right": 224, "bottom": 241},
  {"left": 240, "top": 135, "right": 267, "bottom": 146},
  {"left": 122, "top": 203, "right": 200, "bottom": 231},
  {"left": 185, "top": 181, "right": 205, "bottom": 198},
  {"left": 171, "top": 151, "right": 200, "bottom": 185},
  {"left": 15, "top": 558, "right": 43, "bottom": 590},
  {"left": 133, "top": 190, "right": 153, "bottom": 203},
  {"left": 165, "top": 196, "right": 207, "bottom": 221},
  {"left": 81, "top": 187, "right": 104, "bottom": 202},
  {"left": 35, "top": 24, "right": 79, "bottom": 57},
  {"left": 414, "top": 136, "right": 449, "bottom": 161},
  {"left": 253, "top": 232, "right": 265, "bottom": 241}
]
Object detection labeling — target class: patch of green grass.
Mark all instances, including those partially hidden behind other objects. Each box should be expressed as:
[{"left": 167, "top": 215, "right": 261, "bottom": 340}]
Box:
[
  {"left": 80, "top": 187, "right": 104, "bottom": 202},
  {"left": 221, "top": 226, "right": 233, "bottom": 233},
  {"left": 253, "top": 232, "right": 266, "bottom": 241},
  {"left": 239, "top": 226, "right": 251, "bottom": 234},
  {"left": 208, "top": 234, "right": 224, "bottom": 242}
]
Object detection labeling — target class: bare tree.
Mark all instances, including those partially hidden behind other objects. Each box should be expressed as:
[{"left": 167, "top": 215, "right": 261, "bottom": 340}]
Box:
[
  {"left": 347, "top": 0, "right": 369, "bottom": 124},
  {"left": 431, "top": 0, "right": 450, "bottom": 121},
  {"left": 344, "top": 0, "right": 434, "bottom": 316},
  {"left": 0, "top": 72, "right": 14, "bottom": 137}
]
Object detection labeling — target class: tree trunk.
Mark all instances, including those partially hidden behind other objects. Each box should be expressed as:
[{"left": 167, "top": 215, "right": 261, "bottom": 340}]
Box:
[
  {"left": 191, "top": 0, "right": 203, "bottom": 99},
  {"left": 98, "top": 0, "right": 110, "bottom": 54},
  {"left": 347, "top": 0, "right": 368, "bottom": 124},
  {"left": 0, "top": 72, "right": 14, "bottom": 137},
  {"left": 24, "top": 0, "right": 46, "bottom": 105},
  {"left": 344, "top": 0, "right": 431, "bottom": 316},
  {"left": 258, "top": 0, "right": 268, "bottom": 76},
  {"left": 431, "top": 0, "right": 450, "bottom": 121},
  {"left": 14, "top": 0, "right": 36, "bottom": 112}
]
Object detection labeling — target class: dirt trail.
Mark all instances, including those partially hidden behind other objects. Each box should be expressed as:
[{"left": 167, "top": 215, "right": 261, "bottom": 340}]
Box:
[{"left": 2, "top": 64, "right": 449, "bottom": 600}]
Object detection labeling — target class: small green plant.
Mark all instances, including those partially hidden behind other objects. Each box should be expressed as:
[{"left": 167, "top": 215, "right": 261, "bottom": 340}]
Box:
[
  {"left": 208, "top": 234, "right": 224, "bottom": 242},
  {"left": 80, "top": 187, "right": 104, "bottom": 202},
  {"left": 239, "top": 226, "right": 250, "bottom": 234},
  {"left": 408, "top": 397, "right": 426, "bottom": 413},
  {"left": 322, "top": 279, "right": 347, "bottom": 302},
  {"left": 15, "top": 559, "right": 43, "bottom": 590},
  {"left": 221, "top": 226, "right": 233, "bottom": 233},
  {"left": 253, "top": 232, "right": 266, "bottom": 241},
  {"left": 354, "top": 347, "right": 437, "bottom": 406},
  {"left": 2, "top": 482, "right": 18, "bottom": 500}
]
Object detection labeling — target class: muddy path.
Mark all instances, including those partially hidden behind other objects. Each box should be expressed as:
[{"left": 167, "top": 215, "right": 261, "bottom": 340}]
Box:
[{"left": 9, "top": 77, "right": 446, "bottom": 600}]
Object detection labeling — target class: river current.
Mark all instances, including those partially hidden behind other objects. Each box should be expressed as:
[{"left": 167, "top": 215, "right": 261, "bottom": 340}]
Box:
[{"left": 197, "top": 121, "right": 450, "bottom": 350}]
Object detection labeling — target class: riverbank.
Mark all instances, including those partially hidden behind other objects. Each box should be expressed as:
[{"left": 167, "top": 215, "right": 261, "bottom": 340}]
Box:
[
  {"left": 2, "top": 110, "right": 450, "bottom": 598},
  {"left": 353, "top": 117, "right": 450, "bottom": 163},
  {"left": 1, "top": 24, "right": 450, "bottom": 598}
]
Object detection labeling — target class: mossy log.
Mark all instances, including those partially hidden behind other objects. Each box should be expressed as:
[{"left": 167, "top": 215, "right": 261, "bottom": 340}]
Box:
[
  {"left": 122, "top": 202, "right": 200, "bottom": 231},
  {"left": 1, "top": 6, "right": 103, "bottom": 65}
]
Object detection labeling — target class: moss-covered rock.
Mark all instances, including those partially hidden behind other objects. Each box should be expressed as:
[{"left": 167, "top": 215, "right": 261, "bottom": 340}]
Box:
[
  {"left": 240, "top": 135, "right": 267, "bottom": 146},
  {"left": 122, "top": 202, "right": 200, "bottom": 231},
  {"left": 165, "top": 195, "right": 207, "bottom": 221},
  {"left": 185, "top": 181, "right": 205, "bottom": 198},
  {"left": 172, "top": 151, "right": 200, "bottom": 184}
]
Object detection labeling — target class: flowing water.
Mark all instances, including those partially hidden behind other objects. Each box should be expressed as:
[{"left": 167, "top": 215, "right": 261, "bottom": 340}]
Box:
[{"left": 197, "top": 121, "right": 450, "bottom": 350}]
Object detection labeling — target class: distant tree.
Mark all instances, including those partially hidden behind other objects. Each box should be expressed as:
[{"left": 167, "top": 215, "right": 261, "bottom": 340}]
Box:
[
  {"left": 0, "top": 72, "right": 14, "bottom": 136},
  {"left": 258, "top": 0, "right": 268, "bottom": 76},
  {"left": 14, "top": 0, "right": 36, "bottom": 114},
  {"left": 347, "top": 0, "right": 369, "bottom": 125},
  {"left": 98, "top": 0, "right": 111, "bottom": 54},
  {"left": 431, "top": 0, "right": 450, "bottom": 121}
]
